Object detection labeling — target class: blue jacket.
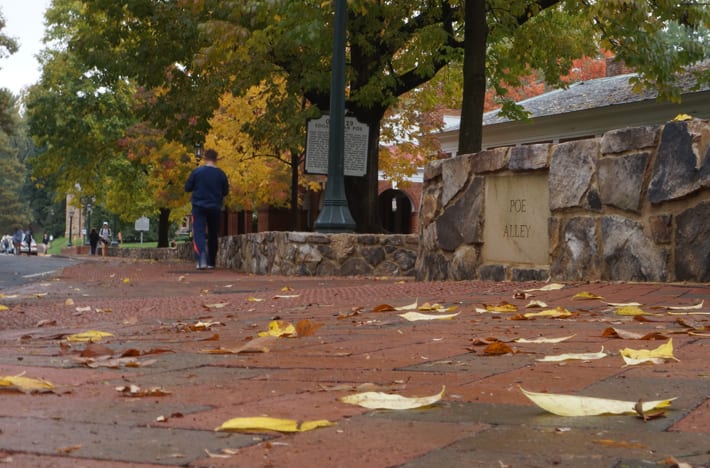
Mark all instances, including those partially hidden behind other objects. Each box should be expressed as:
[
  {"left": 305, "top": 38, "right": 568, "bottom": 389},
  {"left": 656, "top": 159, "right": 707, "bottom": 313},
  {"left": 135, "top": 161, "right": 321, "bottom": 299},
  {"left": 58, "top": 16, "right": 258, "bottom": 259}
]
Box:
[{"left": 184, "top": 165, "right": 229, "bottom": 210}]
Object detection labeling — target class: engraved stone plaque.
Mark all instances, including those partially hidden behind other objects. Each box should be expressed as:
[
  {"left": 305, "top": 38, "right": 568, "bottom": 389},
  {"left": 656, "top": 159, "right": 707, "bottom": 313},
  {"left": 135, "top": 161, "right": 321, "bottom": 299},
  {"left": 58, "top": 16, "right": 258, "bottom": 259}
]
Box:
[{"left": 482, "top": 173, "right": 550, "bottom": 265}]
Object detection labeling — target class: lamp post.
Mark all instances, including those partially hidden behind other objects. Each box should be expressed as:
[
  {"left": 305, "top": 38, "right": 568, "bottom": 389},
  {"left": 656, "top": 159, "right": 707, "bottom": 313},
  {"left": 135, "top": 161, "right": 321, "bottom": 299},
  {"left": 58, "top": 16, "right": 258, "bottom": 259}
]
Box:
[
  {"left": 85, "top": 202, "right": 93, "bottom": 245},
  {"left": 67, "top": 207, "right": 75, "bottom": 247},
  {"left": 194, "top": 143, "right": 203, "bottom": 165},
  {"left": 314, "top": 0, "right": 355, "bottom": 232}
]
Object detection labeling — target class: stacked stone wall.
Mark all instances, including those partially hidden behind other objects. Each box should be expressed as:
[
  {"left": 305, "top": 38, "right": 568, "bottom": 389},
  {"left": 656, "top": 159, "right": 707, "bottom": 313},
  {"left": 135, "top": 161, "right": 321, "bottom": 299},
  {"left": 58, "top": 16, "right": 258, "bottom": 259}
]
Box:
[
  {"left": 215, "top": 232, "right": 418, "bottom": 276},
  {"left": 416, "top": 119, "right": 710, "bottom": 282}
]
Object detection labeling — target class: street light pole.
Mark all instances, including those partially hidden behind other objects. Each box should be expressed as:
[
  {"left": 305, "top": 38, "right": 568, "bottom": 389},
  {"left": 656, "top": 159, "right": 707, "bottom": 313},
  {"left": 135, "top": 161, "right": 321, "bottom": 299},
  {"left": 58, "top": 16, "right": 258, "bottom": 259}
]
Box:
[
  {"left": 67, "top": 207, "right": 75, "bottom": 247},
  {"left": 314, "top": 0, "right": 356, "bottom": 233}
]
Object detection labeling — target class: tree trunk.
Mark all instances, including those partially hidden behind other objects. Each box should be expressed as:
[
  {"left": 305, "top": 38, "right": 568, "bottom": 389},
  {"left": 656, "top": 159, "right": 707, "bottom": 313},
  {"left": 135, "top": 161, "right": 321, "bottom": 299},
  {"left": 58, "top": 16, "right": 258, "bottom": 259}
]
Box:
[
  {"left": 458, "top": 0, "right": 488, "bottom": 155},
  {"left": 345, "top": 116, "right": 382, "bottom": 233},
  {"left": 157, "top": 207, "right": 170, "bottom": 247}
]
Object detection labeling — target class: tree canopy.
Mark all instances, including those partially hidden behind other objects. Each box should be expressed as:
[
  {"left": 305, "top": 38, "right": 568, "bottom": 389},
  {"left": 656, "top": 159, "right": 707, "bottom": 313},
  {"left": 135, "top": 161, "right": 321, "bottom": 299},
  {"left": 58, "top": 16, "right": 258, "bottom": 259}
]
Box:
[{"left": 24, "top": 0, "right": 710, "bottom": 235}]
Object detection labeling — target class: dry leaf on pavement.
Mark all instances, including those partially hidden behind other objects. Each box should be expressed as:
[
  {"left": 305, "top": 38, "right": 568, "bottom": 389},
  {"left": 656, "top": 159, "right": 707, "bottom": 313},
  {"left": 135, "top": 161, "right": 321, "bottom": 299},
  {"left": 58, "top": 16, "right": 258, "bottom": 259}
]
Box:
[
  {"left": 514, "top": 334, "right": 576, "bottom": 344},
  {"left": 619, "top": 338, "right": 678, "bottom": 366},
  {"left": 523, "top": 283, "right": 565, "bottom": 292},
  {"left": 340, "top": 386, "right": 445, "bottom": 410},
  {"left": 537, "top": 347, "right": 607, "bottom": 362},
  {"left": 520, "top": 387, "right": 675, "bottom": 416},
  {"left": 0, "top": 374, "right": 55, "bottom": 393},
  {"left": 572, "top": 291, "right": 604, "bottom": 300},
  {"left": 398, "top": 311, "right": 459, "bottom": 321},
  {"left": 524, "top": 307, "right": 573, "bottom": 318},
  {"left": 66, "top": 330, "right": 114, "bottom": 342},
  {"left": 258, "top": 320, "right": 296, "bottom": 337},
  {"left": 215, "top": 416, "right": 334, "bottom": 433}
]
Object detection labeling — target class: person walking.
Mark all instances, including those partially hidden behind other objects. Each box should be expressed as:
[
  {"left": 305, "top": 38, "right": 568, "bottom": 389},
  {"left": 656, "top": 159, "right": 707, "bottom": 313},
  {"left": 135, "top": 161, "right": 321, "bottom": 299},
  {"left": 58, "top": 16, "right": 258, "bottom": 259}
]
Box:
[
  {"left": 184, "top": 148, "right": 229, "bottom": 270},
  {"left": 89, "top": 228, "right": 100, "bottom": 255},
  {"left": 99, "top": 222, "right": 112, "bottom": 257},
  {"left": 12, "top": 227, "right": 23, "bottom": 256}
]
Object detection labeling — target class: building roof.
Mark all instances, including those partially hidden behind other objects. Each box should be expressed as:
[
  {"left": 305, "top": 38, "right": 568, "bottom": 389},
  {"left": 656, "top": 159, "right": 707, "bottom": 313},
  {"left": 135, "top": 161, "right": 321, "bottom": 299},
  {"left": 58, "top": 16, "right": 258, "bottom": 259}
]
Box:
[{"left": 482, "top": 67, "right": 710, "bottom": 126}]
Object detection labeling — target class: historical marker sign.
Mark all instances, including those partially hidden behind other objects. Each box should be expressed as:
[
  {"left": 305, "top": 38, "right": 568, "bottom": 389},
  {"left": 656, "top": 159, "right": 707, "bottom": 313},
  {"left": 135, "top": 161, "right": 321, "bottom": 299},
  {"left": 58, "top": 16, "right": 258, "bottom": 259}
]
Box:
[
  {"left": 482, "top": 174, "right": 550, "bottom": 265},
  {"left": 305, "top": 115, "right": 369, "bottom": 177}
]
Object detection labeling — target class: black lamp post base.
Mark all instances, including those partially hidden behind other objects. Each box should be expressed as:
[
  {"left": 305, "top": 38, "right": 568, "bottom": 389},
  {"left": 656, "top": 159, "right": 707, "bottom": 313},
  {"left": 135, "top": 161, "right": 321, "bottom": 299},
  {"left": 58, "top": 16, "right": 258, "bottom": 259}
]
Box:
[{"left": 315, "top": 201, "right": 356, "bottom": 233}]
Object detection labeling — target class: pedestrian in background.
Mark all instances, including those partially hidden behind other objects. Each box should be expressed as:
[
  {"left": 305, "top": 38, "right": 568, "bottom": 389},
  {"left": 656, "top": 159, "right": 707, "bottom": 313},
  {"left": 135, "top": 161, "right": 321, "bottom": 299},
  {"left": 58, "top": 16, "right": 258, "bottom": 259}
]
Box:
[
  {"left": 184, "top": 148, "right": 229, "bottom": 270},
  {"left": 12, "top": 227, "right": 23, "bottom": 256},
  {"left": 89, "top": 228, "right": 100, "bottom": 255},
  {"left": 99, "top": 222, "right": 111, "bottom": 257}
]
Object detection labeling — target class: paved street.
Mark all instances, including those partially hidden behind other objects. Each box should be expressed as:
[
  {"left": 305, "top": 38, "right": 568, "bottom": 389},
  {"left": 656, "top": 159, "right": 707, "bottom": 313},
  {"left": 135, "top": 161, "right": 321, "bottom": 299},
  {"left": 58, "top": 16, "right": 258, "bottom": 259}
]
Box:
[
  {"left": 0, "top": 256, "right": 708, "bottom": 467},
  {"left": 0, "top": 254, "right": 80, "bottom": 290}
]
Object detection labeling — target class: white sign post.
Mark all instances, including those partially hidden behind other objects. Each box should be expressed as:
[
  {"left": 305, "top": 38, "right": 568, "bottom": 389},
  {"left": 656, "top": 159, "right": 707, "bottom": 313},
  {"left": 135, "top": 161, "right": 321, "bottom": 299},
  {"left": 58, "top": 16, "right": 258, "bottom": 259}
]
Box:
[{"left": 134, "top": 216, "right": 150, "bottom": 245}]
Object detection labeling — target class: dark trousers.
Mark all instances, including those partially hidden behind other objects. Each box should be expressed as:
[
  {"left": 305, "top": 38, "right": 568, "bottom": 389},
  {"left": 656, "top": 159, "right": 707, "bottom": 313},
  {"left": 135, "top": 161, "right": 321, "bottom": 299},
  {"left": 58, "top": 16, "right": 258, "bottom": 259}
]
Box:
[{"left": 192, "top": 206, "right": 221, "bottom": 267}]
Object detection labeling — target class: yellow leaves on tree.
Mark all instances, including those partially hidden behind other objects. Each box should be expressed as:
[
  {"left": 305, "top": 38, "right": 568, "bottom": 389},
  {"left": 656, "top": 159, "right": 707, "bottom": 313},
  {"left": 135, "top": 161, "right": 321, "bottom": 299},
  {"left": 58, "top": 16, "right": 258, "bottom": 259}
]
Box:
[{"left": 206, "top": 84, "right": 296, "bottom": 211}]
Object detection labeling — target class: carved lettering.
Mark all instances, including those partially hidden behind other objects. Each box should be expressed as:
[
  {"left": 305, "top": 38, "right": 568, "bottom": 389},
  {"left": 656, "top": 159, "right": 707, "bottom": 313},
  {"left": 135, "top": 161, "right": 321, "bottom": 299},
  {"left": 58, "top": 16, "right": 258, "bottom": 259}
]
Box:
[{"left": 503, "top": 224, "right": 530, "bottom": 238}]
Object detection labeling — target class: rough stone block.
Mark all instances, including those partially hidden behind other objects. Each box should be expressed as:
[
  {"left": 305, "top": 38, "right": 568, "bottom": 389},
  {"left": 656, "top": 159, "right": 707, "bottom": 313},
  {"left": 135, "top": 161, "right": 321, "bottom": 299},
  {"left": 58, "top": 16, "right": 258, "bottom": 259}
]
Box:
[
  {"left": 509, "top": 143, "right": 550, "bottom": 171},
  {"left": 415, "top": 252, "right": 449, "bottom": 281},
  {"left": 435, "top": 177, "right": 484, "bottom": 251},
  {"left": 423, "top": 158, "right": 444, "bottom": 181},
  {"left": 649, "top": 214, "right": 672, "bottom": 244},
  {"left": 550, "top": 217, "right": 600, "bottom": 281},
  {"left": 450, "top": 245, "right": 479, "bottom": 280},
  {"left": 511, "top": 268, "right": 549, "bottom": 282},
  {"left": 598, "top": 152, "right": 650, "bottom": 212},
  {"left": 478, "top": 264, "right": 506, "bottom": 281},
  {"left": 549, "top": 139, "right": 598, "bottom": 210},
  {"left": 600, "top": 126, "right": 659, "bottom": 154},
  {"left": 675, "top": 201, "right": 710, "bottom": 282},
  {"left": 648, "top": 121, "right": 710, "bottom": 203},
  {"left": 362, "top": 246, "right": 385, "bottom": 266},
  {"left": 441, "top": 155, "right": 472, "bottom": 206},
  {"left": 601, "top": 215, "right": 668, "bottom": 281},
  {"left": 470, "top": 147, "right": 510, "bottom": 174}
]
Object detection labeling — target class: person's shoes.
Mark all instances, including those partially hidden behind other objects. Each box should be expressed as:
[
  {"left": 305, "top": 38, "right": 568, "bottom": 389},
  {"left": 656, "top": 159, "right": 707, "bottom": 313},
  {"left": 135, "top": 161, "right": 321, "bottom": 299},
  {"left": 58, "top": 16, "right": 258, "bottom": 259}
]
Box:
[
  {"left": 206, "top": 265, "right": 215, "bottom": 270},
  {"left": 196, "top": 262, "right": 207, "bottom": 270}
]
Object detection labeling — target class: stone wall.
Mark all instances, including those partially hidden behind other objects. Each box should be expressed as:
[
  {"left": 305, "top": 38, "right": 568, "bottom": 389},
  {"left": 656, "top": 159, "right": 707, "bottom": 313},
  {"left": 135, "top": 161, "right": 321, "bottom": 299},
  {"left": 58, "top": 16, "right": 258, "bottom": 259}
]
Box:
[
  {"left": 417, "top": 119, "right": 710, "bottom": 282},
  {"left": 215, "top": 232, "right": 418, "bottom": 276}
]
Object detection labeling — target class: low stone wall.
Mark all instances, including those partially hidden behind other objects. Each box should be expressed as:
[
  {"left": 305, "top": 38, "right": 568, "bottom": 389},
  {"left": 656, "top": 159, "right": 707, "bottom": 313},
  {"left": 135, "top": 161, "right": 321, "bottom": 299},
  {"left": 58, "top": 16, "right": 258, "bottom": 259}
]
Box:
[
  {"left": 216, "top": 232, "right": 418, "bottom": 276},
  {"left": 64, "top": 233, "right": 419, "bottom": 277},
  {"left": 417, "top": 118, "right": 710, "bottom": 282}
]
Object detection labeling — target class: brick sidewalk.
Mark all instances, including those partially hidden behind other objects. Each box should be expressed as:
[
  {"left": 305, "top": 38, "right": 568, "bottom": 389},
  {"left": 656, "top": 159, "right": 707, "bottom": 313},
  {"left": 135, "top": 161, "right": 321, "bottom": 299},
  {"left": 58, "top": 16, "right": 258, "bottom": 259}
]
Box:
[{"left": 1, "top": 257, "right": 709, "bottom": 467}]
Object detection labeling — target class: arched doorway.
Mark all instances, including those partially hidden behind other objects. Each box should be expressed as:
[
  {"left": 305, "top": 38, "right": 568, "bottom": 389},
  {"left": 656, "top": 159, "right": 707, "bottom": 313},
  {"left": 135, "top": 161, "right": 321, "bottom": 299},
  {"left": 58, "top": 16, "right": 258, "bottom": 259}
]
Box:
[{"left": 379, "top": 189, "right": 413, "bottom": 234}]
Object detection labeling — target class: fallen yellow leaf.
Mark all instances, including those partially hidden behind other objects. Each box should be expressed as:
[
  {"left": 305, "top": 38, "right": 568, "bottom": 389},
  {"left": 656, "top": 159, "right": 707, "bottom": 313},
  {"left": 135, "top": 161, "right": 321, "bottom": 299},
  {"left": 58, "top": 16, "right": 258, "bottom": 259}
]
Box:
[
  {"left": 258, "top": 320, "right": 296, "bottom": 337},
  {"left": 215, "top": 416, "right": 334, "bottom": 433},
  {"left": 204, "top": 302, "right": 229, "bottom": 309},
  {"left": 66, "top": 330, "right": 114, "bottom": 342},
  {"left": 620, "top": 338, "right": 678, "bottom": 365},
  {"left": 0, "top": 304, "right": 8, "bottom": 311},
  {"left": 672, "top": 113, "right": 692, "bottom": 121},
  {"left": 0, "top": 375, "right": 55, "bottom": 393},
  {"left": 514, "top": 334, "right": 576, "bottom": 344},
  {"left": 520, "top": 387, "right": 675, "bottom": 416},
  {"left": 524, "top": 307, "right": 573, "bottom": 318},
  {"left": 247, "top": 296, "right": 265, "bottom": 302},
  {"left": 537, "top": 347, "right": 607, "bottom": 362},
  {"left": 524, "top": 300, "right": 548, "bottom": 309},
  {"left": 665, "top": 300, "right": 704, "bottom": 310},
  {"left": 572, "top": 291, "right": 604, "bottom": 300},
  {"left": 615, "top": 305, "right": 647, "bottom": 316},
  {"left": 340, "top": 386, "right": 445, "bottom": 410},
  {"left": 523, "top": 283, "right": 565, "bottom": 292},
  {"left": 484, "top": 302, "right": 518, "bottom": 313},
  {"left": 122, "top": 277, "right": 130, "bottom": 284},
  {"left": 395, "top": 300, "right": 419, "bottom": 311},
  {"left": 398, "top": 311, "right": 459, "bottom": 321}
]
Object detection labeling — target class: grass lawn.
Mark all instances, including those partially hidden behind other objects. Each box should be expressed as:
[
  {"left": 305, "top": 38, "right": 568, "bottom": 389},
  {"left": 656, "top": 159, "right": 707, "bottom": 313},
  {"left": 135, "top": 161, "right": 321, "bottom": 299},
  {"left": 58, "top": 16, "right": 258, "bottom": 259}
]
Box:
[{"left": 47, "top": 238, "right": 159, "bottom": 255}]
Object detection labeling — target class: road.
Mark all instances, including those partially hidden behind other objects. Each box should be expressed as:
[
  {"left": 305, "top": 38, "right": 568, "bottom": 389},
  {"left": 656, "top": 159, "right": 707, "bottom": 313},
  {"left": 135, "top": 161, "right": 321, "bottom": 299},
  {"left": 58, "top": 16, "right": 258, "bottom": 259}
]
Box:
[{"left": 0, "top": 254, "right": 80, "bottom": 291}]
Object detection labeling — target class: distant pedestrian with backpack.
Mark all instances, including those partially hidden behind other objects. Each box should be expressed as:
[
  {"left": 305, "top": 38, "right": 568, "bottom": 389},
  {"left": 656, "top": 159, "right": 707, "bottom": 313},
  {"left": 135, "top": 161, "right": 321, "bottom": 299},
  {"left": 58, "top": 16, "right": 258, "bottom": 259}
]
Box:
[{"left": 99, "top": 222, "right": 112, "bottom": 257}]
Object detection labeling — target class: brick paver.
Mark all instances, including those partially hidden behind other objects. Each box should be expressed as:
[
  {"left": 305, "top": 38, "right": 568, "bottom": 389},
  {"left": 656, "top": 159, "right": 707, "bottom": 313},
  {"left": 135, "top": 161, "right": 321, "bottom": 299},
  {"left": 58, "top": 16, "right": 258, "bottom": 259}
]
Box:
[{"left": 1, "top": 257, "right": 709, "bottom": 467}]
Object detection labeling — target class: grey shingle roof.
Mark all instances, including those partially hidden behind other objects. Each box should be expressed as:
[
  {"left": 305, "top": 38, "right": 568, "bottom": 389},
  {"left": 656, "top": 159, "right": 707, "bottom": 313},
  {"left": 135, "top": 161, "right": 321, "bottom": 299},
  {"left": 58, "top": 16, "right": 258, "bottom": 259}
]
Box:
[{"left": 482, "top": 68, "right": 709, "bottom": 126}]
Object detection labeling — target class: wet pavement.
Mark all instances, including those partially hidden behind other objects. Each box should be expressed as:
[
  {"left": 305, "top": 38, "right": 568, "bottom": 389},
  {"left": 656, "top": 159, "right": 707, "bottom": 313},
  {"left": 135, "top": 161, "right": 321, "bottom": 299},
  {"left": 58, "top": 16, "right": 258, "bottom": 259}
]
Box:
[{"left": 0, "top": 256, "right": 708, "bottom": 467}]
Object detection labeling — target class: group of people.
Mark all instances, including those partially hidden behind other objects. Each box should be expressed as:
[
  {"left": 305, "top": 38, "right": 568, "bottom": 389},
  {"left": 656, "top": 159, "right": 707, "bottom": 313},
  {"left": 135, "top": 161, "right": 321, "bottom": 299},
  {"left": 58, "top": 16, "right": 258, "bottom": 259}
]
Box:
[
  {"left": 88, "top": 222, "right": 113, "bottom": 256},
  {"left": 1, "top": 227, "right": 49, "bottom": 255}
]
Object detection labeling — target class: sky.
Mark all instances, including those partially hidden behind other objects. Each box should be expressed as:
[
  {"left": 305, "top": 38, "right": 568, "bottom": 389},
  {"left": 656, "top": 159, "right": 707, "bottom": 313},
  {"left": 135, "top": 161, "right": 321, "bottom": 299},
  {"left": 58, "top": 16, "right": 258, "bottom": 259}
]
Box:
[{"left": 0, "top": 0, "right": 52, "bottom": 96}]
